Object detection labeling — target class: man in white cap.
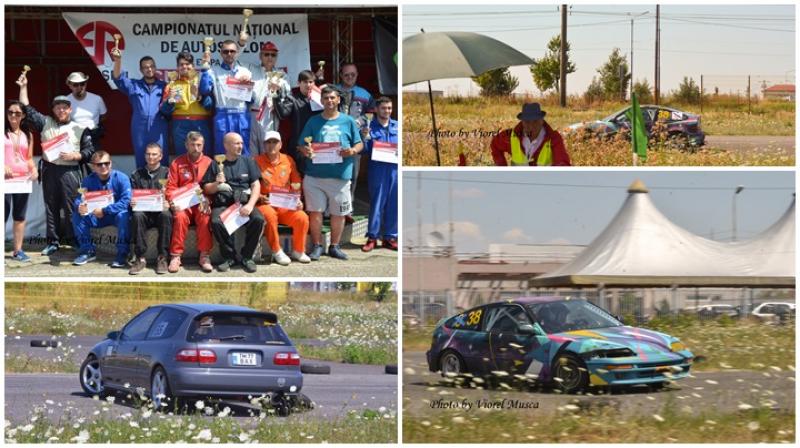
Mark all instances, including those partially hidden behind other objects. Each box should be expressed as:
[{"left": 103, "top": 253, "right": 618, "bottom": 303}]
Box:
[{"left": 65, "top": 72, "right": 107, "bottom": 150}]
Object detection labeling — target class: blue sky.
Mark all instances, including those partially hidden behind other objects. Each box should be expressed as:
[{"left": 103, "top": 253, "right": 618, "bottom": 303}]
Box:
[
  {"left": 403, "top": 171, "right": 795, "bottom": 253},
  {"left": 403, "top": 4, "right": 796, "bottom": 96}
]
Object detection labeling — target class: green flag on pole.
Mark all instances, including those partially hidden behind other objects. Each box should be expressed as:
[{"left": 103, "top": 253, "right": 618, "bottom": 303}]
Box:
[{"left": 626, "top": 92, "right": 648, "bottom": 162}]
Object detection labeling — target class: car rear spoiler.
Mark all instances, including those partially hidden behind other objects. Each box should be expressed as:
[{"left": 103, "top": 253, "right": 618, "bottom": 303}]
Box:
[{"left": 193, "top": 310, "right": 278, "bottom": 325}]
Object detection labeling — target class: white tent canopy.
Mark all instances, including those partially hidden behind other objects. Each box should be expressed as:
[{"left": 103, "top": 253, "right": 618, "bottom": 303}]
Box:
[{"left": 533, "top": 180, "right": 795, "bottom": 287}]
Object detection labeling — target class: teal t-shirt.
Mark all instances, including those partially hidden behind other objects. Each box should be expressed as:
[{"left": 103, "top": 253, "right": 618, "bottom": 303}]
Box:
[{"left": 298, "top": 113, "right": 362, "bottom": 180}]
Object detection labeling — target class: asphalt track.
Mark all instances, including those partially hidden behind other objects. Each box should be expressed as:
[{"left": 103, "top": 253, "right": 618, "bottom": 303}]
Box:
[
  {"left": 704, "top": 135, "right": 794, "bottom": 155},
  {"left": 403, "top": 351, "right": 795, "bottom": 418}
]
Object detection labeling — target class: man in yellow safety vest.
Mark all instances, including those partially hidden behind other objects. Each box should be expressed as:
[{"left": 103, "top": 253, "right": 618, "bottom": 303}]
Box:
[{"left": 490, "top": 103, "right": 571, "bottom": 166}]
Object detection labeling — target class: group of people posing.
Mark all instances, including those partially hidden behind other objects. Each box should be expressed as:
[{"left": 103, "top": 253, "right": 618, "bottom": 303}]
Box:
[{"left": 5, "top": 33, "right": 398, "bottom": 274}]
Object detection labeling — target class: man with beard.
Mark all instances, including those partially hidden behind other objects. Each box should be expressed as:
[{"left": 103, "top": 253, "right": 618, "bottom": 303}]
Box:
[
  {"left": 17, "top": 72, "right": 94, "bottom": 256},
  {"left": 111, "top": 50, "right": 168, "bottom": 168},
  {"left": 247, "top": 41, "right": 291, "bottom": 155}
]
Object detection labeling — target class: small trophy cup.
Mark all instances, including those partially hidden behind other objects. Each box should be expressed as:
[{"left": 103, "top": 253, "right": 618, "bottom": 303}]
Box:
[
  {"left": 242, "top": 9, "right": 253, "bottom": 33},
  {"left": 111, "top": 34, "right": 122, "bottom": 58},
  {"left": 158, "top": 179, "right": 168, "bottom": 210},
  {"left": 304, "top": 136, "right": 314, "bottom": 159},
  {"left": 77, "top": 187, "right": 88, "bottom": 215},
  {"left": 214, "top": 154, "right": 228, "bottom": 188},
  {"left": 290, "top": 182, "right": 301, "bottom": 191},
  {"left": 316, "top": 60, "right": 325, "bottom": 80},
  {"left": 22, "top": 65, "right": 31, "bottom": 77},
  {"left": 201, "top": 37, "right": 214, "bottom": 70}
]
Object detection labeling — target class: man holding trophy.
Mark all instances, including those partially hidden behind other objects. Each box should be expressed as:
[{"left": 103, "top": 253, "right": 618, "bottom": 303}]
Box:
[
  {"left": 160, "top": 52, "right": 213, "bottom": 157},
  {"left": 71, "top": 151, "right": 132, "bottom": 267},
  {"left": 248, "top": 41, "right": 291, "bottom": 155},
  {"left": 17, "top": 70, "right": 95, "bottom": 257},
  {"left": 276, "top": 69, "right": 324, "bottom": 172},
  {"left": 128, "top": 143, "right": 173, "bottom": 275}
]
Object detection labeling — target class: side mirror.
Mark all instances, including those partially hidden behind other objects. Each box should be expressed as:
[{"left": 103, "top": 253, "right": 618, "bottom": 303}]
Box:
[
  {"left": 615, "top": 315, "right": 626, "bottom": 325},
  {"left": 107, "top": 331, "right": 120, "bottom": 341},
  {"left": 518, "top": 324, "right": 535, "bottom": 335}
]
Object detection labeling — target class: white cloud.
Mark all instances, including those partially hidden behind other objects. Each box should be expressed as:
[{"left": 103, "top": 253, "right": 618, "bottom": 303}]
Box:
[{"left": 502, "top": 227, "right": 533, "bottom": 242}]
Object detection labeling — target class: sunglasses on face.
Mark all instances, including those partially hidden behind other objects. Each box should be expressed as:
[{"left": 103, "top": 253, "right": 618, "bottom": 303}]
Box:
[
  {"left": 7, "top": 111, "right": 23, "bottom": 117},
  {"left": 70, "top": 82, "right": 87, "bottom": 87},
  {"left": 92, "top": 161, "right": 111, "bottom": 167},
  {"left": 221, "top": 49, "right": 238, "bottom": 55}
]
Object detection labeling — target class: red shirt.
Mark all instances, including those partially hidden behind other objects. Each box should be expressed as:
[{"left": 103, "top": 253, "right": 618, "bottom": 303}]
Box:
[
  {"left": 490, "top": 121, "right": 571, "bottom": 166},
  {"left": 166, "top": 153, "right": 212, "bottom": 199}
]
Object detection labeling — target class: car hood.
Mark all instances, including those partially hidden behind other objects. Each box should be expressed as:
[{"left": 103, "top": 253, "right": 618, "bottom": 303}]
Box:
[{"left": 547, "top": 325, "right": 687, "bottom": 357}]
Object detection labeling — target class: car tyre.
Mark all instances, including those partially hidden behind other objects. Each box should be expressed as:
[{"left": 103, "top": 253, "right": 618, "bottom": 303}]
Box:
[
  {"left": 553, "top": 353, "right": 589, "bottom": 394},
  {"left": 439, "top": 350, "right": 465, "bottom": 377},
  {"left": 300, "top": 363, "right": 331, "bottom": 375},
  {"left": 151, "top": 366, "right": 180, "bottom": 413},
  {"left": 79, "top": 355, "right": 107, "bottom": 397}
]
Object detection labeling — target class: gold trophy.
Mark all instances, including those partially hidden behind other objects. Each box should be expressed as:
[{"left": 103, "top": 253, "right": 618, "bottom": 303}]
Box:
[
  {"left": 316, "top": 60, "right": 325, "bottom": 80},
  {"left": 111, "top": 34, "right": 122, "bottom": 58},
  {"left": 158, "top": 179, "right": 168, "bottom": 209},
  {"left": 214, "top": 154, "right": 228, "bottom": 189},
  {"left": 304, "top": 136, "right": 314, "bottom": 159},
  {"left": 201, "top": 37, "right": 214, "bottom": 70},
  {"left": 290, "top": 182, "right": 301, "bottom": 191},
  {"left": 77, "top": 187, "right": 88, "bottom": 215},
  {"left": 242, "top": 9, "right": 253, "bottom": 34},
  {"left": 22, "top": 65, "right": 31, "bottom": 77}
]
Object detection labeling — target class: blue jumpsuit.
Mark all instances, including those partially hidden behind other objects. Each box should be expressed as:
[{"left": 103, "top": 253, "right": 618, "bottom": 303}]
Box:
[
  {"left": 364, "top": 118, "right": 398, "bottom": 240},
  {"left": 113, "top": 73, "right": 168, "bottom": 168},
  {"left": 200, "top": 63, "right": 252, "bottom": 155},
  {"left": 72, "top": 170, "right": 132, "bottom": 258}
]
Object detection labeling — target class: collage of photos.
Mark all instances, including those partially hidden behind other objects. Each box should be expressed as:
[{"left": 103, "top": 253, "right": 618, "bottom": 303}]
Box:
[{"left": 2, "top": 1, "right": 796, "bottom": 446}]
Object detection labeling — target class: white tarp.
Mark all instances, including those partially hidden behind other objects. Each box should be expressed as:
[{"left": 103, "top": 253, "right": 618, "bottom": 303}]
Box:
[
  {"left": 62, "top": 12, "right": 310, "bottom": 90},
  {"left": 534, "top": 182, "right": 795, "bottom": 287}
]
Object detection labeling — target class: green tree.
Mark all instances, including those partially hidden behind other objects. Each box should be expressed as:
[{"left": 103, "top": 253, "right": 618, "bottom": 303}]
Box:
[
  {"left": 471, "top": 67, "right": 519, "bottom": 96},
  {"left": 672, "top": 76, "right": 701, "bottom": 104},
  {"left": 597, "top": 48, "right": 631, "bottom": 101},
  {"left": 632, "top": 78, "right": 653, "bottom": 103},
  {"left": 583, "top": 77, "right": 604, "bottom": 104},
  {"left": 529, "top": 35, "right": 576, "bottom": 94}
]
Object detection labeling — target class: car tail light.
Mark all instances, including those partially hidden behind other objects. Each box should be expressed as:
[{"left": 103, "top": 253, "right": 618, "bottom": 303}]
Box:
[
  {"left": 273, "top": 352, "right": 300, "bottom": 366},
  {"left": 176, "top": 348, "right": 217, "bottom": 364}
]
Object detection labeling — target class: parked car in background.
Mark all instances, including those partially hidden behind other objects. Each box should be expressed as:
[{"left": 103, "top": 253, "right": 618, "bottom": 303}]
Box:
[
  {"left": 751, "top": 302, "right": 796, "bottom": 323},
  {"left": 682, "top": 304, "right": 739, "bottom": 319},
  {"left": 565, "top": 105, "right": 705, "bottom": 148},
  {"left": 79, "top": 303, "right": 303, "bottom": 415},
  {"left": 427, "top": 297, "right": 694, "bottom": 393}
]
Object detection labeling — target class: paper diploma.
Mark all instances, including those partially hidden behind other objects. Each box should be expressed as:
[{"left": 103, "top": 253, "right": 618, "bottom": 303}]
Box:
[
  {"left": 5, "top": 175, "right": 32, "bottom": 194},
  {"left": 221, "top": 203, "right": 249, "bottom": 235},
  {"left": 170, "top": 183, "right": 202, "bottom": 211},
  {"left": 268, "top": 186, "right": 300, "bottom": 210},
  {"left": 132, "top": 189, "right": 164, "bottom": 212},
  {"left": 224, "top": 77, "right": 255, "bottom": 102},
  {"left": 311, "top": 142, "right": 343, "bottom": 164},
  {"left": 41, "top": 133, "right": 74, "bottom": 162},
  {"left": 371, "top": 141, "right": 398, "bottom": 164},
  {"left": 83, "top": 190, "right": 114, "bottom": 214},
  {"left": 309, "top": 85, "right": 323, "bottom": 111}
]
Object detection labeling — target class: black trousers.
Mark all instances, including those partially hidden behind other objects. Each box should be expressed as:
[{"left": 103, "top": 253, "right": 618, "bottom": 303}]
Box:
[
  {"left": 41, "top": 162, "right": 81, "bottom": 246},
  {"left": 210, "top": 205, "right": 265, "bottom": 261},
  {"left": 131, "top": 210, "right": 173, "bottom": 258}
]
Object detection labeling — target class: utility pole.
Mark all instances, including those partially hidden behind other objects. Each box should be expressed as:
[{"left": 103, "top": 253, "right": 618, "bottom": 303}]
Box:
[
  {"left": 655, "top": 5, "right": 660, "bottom": 104},
  {"left": 560, "top": 4, "right": 567, "bottom": 107},
  {"left": 629, "top": 12, "right": 648, "bottom": 100}
]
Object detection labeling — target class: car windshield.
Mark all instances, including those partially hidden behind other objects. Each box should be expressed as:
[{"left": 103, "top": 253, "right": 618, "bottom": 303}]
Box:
[
  {"left": 187, "top": 313, "right": 290, "bottom": 345},
  {"left": 526, "top": 300, "right": 623, "bottom": 334}
]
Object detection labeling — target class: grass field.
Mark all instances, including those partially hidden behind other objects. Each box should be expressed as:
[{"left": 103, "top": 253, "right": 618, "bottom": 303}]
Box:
[
  {"left": 5, "top": 283, "right": 397, "bottom": 370},
  {"left": 403, "top": 95, "right": 795, "bottom": 166},
  {"left": 403, "top": 316, "right": 795, "bottom": 373}
]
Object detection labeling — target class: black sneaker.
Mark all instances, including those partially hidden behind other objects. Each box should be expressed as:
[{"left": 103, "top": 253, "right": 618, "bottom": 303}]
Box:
[
  {"left": 328, "top": 244, "right": 349, "bottom": 260},
  {"left": 308, "top": 244, "right": 324, "bottom": 261},
  {"left": 217, "top": 259, "right": 235, "bottom": 272},
  {"left": 242, "top": 259, "right": 257, "bottom": 273}
]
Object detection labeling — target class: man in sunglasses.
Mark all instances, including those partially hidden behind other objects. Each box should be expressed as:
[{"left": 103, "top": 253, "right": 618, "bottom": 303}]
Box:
[
  {"left": 17, "top": 72, "right": 95, "bottom": 257},
  {"left": 200, "top": 39, "right": 253, "bottom": 155},
  {"left": 248, "top": 41, "right": 291, "bottom": 156},
  {"left": 71, "top": 151, "right": 132, "bottom": 267},
  {"left": 65, "top": 72, "right": 107, "bottom": 150}
]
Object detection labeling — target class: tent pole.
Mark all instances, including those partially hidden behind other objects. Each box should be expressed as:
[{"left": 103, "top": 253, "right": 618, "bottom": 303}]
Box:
[{"left": 428, "top": 80, "right": 441, "bottom": 166}]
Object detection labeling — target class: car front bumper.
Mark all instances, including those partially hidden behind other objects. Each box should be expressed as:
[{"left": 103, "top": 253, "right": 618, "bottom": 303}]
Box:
[
  {"left": 585, "top": 355, "right": 693, "bottom": 386},
  {"left": 170, "top": 366, "right": 303, "bottom": 397}
]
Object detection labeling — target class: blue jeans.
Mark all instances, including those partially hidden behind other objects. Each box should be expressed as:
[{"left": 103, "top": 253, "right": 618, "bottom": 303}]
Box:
[{"left": 72, "top": 209, "right": 131, "bottom": 257}]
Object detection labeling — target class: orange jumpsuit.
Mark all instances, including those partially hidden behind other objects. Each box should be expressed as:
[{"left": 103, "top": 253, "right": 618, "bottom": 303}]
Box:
[
  {"left": 165, "top": 154, "right": 213, "bottom": 255},
  {"left": 253, "top": 153, "right": 309, "bottom": 253}
]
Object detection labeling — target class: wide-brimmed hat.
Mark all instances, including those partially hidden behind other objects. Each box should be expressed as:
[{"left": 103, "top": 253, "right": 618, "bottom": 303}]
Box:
[
  {"left": 66, "top": 72, "right": 89, "bottom": 84},
  {"left": 51, "top": 95, "right": 71, "bottom": 106},
  {"left": 517, "top": 102, "right": 546, "bottom": 121}
]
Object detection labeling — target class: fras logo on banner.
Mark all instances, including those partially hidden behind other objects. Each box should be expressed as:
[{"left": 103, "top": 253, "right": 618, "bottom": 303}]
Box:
[{"left": 74, "top": 21, "right": 125, "bottom": 66}]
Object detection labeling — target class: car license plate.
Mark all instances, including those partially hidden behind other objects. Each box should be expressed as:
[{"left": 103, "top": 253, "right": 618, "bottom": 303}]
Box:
[{"left": 232, "top": 352, "right": 258, "bottom": 366}]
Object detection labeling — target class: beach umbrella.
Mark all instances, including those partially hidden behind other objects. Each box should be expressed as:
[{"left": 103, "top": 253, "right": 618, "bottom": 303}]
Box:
[{"left": 403, "top": 31, "right": 534, "bottom": 165}]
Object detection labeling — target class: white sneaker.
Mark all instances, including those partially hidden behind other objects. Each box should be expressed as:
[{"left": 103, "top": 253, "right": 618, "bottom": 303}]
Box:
[
  {"left": 272, "top": 249, "right": 291, "bottom": 266},
  {"left": 291, "top": 250, "right": 311, "bottom": 264}
]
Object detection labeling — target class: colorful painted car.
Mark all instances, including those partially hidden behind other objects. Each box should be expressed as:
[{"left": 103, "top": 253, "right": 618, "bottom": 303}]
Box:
[
  {"left": 566, "top": 105, "right": 705, "bottom": 147},
  {"left": 426, "top": 297, "right": 694, "bottom": 393}
]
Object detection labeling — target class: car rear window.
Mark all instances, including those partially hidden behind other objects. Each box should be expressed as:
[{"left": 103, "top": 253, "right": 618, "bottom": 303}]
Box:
[
  {"left": 187, "top": 313, "right": 290, "bottom": 345},
  {"left": 444, "top": 306, "right": 485, "bottom": 331}
]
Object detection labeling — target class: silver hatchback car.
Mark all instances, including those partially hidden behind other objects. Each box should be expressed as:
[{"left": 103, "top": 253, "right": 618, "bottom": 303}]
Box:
[{"left": 79, "top": 303, "right": 303, "bottom": 415}]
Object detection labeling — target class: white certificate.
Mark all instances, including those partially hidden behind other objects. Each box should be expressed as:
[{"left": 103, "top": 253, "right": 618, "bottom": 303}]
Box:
[
  {"left": 83, "top": 190, "right": 114, "bottom": 214},
  {"left": 132, "top": 189, "right": 164, "bottom": 212},
  {"left": 5, "top": 175, "right": 32, "bottom": 194},
  {"left": 311, "top": 142, "right": 343, "bottom": 165},
  {"left": 309, "top": 85, "right": 323, "bottom": 112},
  {"left": 223, "top": 77, "right": 255, "bottom": 102},
  {"left": 41, "top": 133, "right": 74, "bottom": 162},
  {"left": 268, "top": 187, "right": 300, "bottom": 210},
  {"left": 221, "top": 203, "right": 249, "bottom": 235},
  {"left": 170, "top": 183, "right": 202, "bottom": 211},
  {"left": 371, "top": 141, "right": 399, "bottom": 164}
]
